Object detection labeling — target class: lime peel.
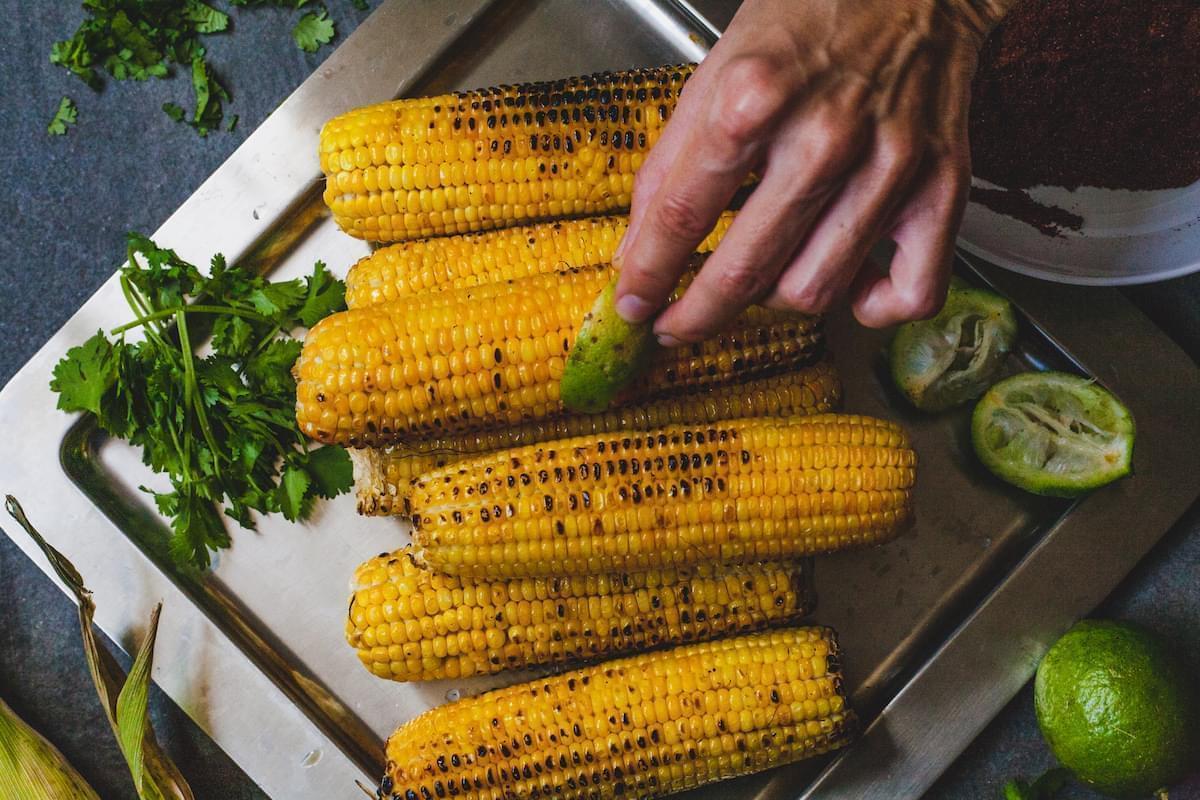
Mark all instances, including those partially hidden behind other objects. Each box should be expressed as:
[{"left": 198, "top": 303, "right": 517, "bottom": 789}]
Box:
[
  {"left": 560, "top": 275, "right": 657, "bottom": 413},
  {"left": 1035, "top": 620, "right": 1199, "bottom": 798}
]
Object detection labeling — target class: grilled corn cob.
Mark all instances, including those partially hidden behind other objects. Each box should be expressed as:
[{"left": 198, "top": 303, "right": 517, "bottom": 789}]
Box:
[
  {"left": 321, "top": 65, "right": 694, "bottom": 241},
  {"left": 348, "top": 547, "right": 815, "bottom": 682},
  {"left": 378, "top": 627, "right": 854, "bottom": 800},
  {"left": 295, "top": 265, "right": 823, "bottom": 447},
  {"left": 346, "top": 212, "right": 733, "bottom": 309},
  {"left": 354, "top": 362, "right": 842, "bottom": 515},
  {"left": 409, "top": 414, "right": 915, "bottom": 579}
]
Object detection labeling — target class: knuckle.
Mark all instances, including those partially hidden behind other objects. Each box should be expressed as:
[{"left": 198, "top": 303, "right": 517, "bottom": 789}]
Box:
[
  {"left": 715, "top": 56, "right": 788, "bottom": 147},
  {"left": 875, "top": 132, "right": 922, "bottom": 183},
  {"left": 801, "top": 112, "right": 862, "bottom": 181},
  {"left": 714, "top": 263, "right": 772, "bottom": 301},
  {"left": 653, "top": 193, "right": 714, "bottom": 243},
  {"left": 776, "top": 280, "right": 833, "bottom": 315}
]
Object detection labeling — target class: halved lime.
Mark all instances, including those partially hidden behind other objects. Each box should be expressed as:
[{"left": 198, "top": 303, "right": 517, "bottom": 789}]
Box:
[
  {"left": 890, "top": 285, "right": 1018, "bottom": 411},
  {"left": 971, "top": 372, "right": 1134, "bottom": 497}
]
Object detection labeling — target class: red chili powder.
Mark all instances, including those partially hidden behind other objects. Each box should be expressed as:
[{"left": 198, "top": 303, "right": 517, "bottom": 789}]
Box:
[{"left": 969, "top": 0, "right": 1200, "bottom": 191}]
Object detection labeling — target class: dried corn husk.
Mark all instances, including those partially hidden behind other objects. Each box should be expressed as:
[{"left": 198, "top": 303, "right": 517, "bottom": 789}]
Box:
[
  {"left": 0, "top": 695, "right": 101, "bottom": 800},
  {"left": 6, "top": 496, "right": 194, "bottom": 800}
]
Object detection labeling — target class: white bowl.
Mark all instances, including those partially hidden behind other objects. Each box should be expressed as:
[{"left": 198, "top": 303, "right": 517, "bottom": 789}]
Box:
[{"left": 957, "top": 179, "right": 1200, "bottom": 285}]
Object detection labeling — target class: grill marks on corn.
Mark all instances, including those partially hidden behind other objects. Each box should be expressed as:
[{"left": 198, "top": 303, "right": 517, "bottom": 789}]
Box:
[
  {"left": 294, "top": 265, "right": 824, "bottom": 448},
  {"left": 320, "top": 66, "right": 694, "bottom": 241},
  {"left": 344, "top": 212, "right": 734, "bottom": 309},
  {"left": 354, "top": 363, "right": 842, "bottom": 515},
  {"left": 408, "top": 415, "right": 917, "bottom": 578},
  {"left": 380, "top": 629, "right": 855, "bottom": 800},
  {"left": 347, "top": 547, "right": 814, "bottom": 681}
]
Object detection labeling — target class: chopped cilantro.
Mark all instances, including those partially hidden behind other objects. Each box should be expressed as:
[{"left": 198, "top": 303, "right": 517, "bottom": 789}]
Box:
[
  {"left": 47, "top": 96, "right": 78, "bottom": 136},
  {"left": 50, "top": 236, "right": 351, "bottom": 570},
  {"left": 50, "top": 0, "right": 357, "bottom": 135},
  {"left": 292, "top": 8, "right": 335, "bottom": 53}
]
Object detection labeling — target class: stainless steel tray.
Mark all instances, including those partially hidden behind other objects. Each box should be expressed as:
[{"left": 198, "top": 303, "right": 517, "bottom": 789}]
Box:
[{"left": 2, "top": 1, "right": 1198, "bottom": 798}]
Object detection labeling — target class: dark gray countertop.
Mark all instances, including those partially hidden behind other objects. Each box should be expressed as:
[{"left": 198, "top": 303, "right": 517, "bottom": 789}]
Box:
[{"left": 0, "top": 3, "right": 1197, "bottom": 799}]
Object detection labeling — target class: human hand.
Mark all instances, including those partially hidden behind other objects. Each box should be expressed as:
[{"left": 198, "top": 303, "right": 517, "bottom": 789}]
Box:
[{"left": 613, "top": 0, "right": 1013, "bottom": 341}]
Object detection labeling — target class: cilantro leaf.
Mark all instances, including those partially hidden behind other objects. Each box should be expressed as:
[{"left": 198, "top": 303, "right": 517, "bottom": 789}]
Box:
[
  {"left": 165, "top": 489, "right": 232, "bottom": 570},
  {"left": 47, "top": 96, "right": 78, "bottom": 136},
  {"left": 292, "top": 9, "right": 335, "bottom": 53},
  {"left": 50, "top": 332, "right": 120, "bottom": 418},
  {"left": 276, "top": 466, "right": 311, "bottom": 521},
  {"left": 298, "top": 261, "right": 347, "bottom": 327},
  {"left": 1002, "top": 769, "right": 1071, "bottom": 800},
  {"left": 162, "top": 102, "right": 186, "bottom": 123},
  {"left": 183, "top": 56, "right": 230, "bottom": 137},
  {"left": 184, "top": 0, "right": 230, "bottom": 34},
  {"left": 248, "top": 279, "right": 306, "bottom": 318},
  {"left": 305, "top": 445, "right": 354, "bottom": 499},
  {"left": 245, "top": 339, "right": 303, "bottom": 396},
  {"left": 351, "top": 0, "right": 369, "bottom": 9},
  {"left": 211, "top": 315, "right": 254, "bottom": 359}
]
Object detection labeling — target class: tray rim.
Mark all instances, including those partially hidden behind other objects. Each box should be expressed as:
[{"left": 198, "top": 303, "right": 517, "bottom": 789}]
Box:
[{"left": 1, "top": 2, "right": 1199, "bottom": 799}]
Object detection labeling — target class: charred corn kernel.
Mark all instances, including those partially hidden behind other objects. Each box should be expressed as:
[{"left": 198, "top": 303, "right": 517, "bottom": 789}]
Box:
[
  {"left": 378, "top": 628, "right": 854, "bottom": 799},
  {"left": 353, "top": 362, "right": 842, "bottom": 515},
  {"left": 295, "top": 265, "right": 824, "bottom": 447},
  {"left": 347, "top": 547, "right": 815, "bottom": 681},
  {"left": 345, "top": 212, "right": 733, "bottom": 308},
  {"left": 409, "top": 414, "right": 916, "bottom": 578},
  {"left": 322, "top": 65, "right": 695, "bottom": 241}
]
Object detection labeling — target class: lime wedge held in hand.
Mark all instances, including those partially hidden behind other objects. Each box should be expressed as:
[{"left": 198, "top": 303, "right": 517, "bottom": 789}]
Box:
[
  {"left": 1036, "top": 620, "right": 1199, "bottom": 798},
  {"left": 971, "top": 372, "right": 1134, "bottom": 497},
  {"left": 890, "top": 284, "right": 1018, "bottom": 411},
  {"left": 561, "top": 276, "right": 658, "bottom": 413}
]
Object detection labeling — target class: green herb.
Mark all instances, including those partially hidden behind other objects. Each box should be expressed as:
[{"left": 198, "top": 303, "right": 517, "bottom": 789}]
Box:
[
  {"left": 1002, "top": 768, "right": 1071, "bottom": 800},
  {"left": 292, "top": 8, "right": 335, "bottom": 52},
  {"left": 6, "top": 496, "right": 196, "bottom": 800},
  {"left": 47, "top": 96, "right": 79, "bottom": 135},
  {"left": 49, "top": 235, "right": 352, "bottom": 571},
  {"left": 50, "top": 1, "right": 369, "bottom": 134}
]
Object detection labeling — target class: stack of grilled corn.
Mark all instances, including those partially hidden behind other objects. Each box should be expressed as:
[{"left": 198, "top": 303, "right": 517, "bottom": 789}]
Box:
[{"left": 305, "top": 65, "right": 918, "bottom": 800}]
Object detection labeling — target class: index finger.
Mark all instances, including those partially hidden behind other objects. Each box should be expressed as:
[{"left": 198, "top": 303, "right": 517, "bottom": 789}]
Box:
[{"left": 614, "top": 56, "right": 790, "bottom": 323}]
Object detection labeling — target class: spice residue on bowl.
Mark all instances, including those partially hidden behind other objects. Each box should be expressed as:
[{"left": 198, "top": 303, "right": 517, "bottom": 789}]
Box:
[
  {"left": 966, "top": 0, "right": 1200, "bottom": 235},
  {"left": 968, "top": 187, "right": 1084, "bottom": 238}
]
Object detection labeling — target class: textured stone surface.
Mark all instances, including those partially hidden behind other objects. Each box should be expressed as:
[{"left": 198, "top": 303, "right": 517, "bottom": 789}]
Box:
[{"left": 0, "top": 3, "right": 1197, "bottom": 799}]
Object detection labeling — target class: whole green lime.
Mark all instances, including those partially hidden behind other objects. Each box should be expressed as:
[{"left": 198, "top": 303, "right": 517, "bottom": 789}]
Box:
[{"left": 1035, "top": 620, "right": 1199, "bottom": 798}]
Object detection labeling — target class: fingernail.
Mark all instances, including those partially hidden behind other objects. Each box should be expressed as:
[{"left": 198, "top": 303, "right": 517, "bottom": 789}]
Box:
[
  {"left": 656, "top": 333, "right": 682, "bottom": 348},
  {"left": 615, "top": 294, "right": 655, "bottom": 323}
]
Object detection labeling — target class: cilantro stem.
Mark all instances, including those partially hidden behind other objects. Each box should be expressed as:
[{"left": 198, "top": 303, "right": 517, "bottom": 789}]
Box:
[
  {"left": 118, "top": 274, "right": 171, "bottom": 351},
  {"left": 247, "top": 321, "right": 284, "bottom": 359},
  {"left": 110, "top": 304, "right": 268, "bottom": 336},
  {"left": 174, "top": 309, "right": 223, "bottom": 470}
]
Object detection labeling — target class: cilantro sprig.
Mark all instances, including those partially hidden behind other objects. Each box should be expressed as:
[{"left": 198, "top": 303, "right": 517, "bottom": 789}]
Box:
[{"left": 50, "top": 235, "right": 352, "bottom": 571}]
